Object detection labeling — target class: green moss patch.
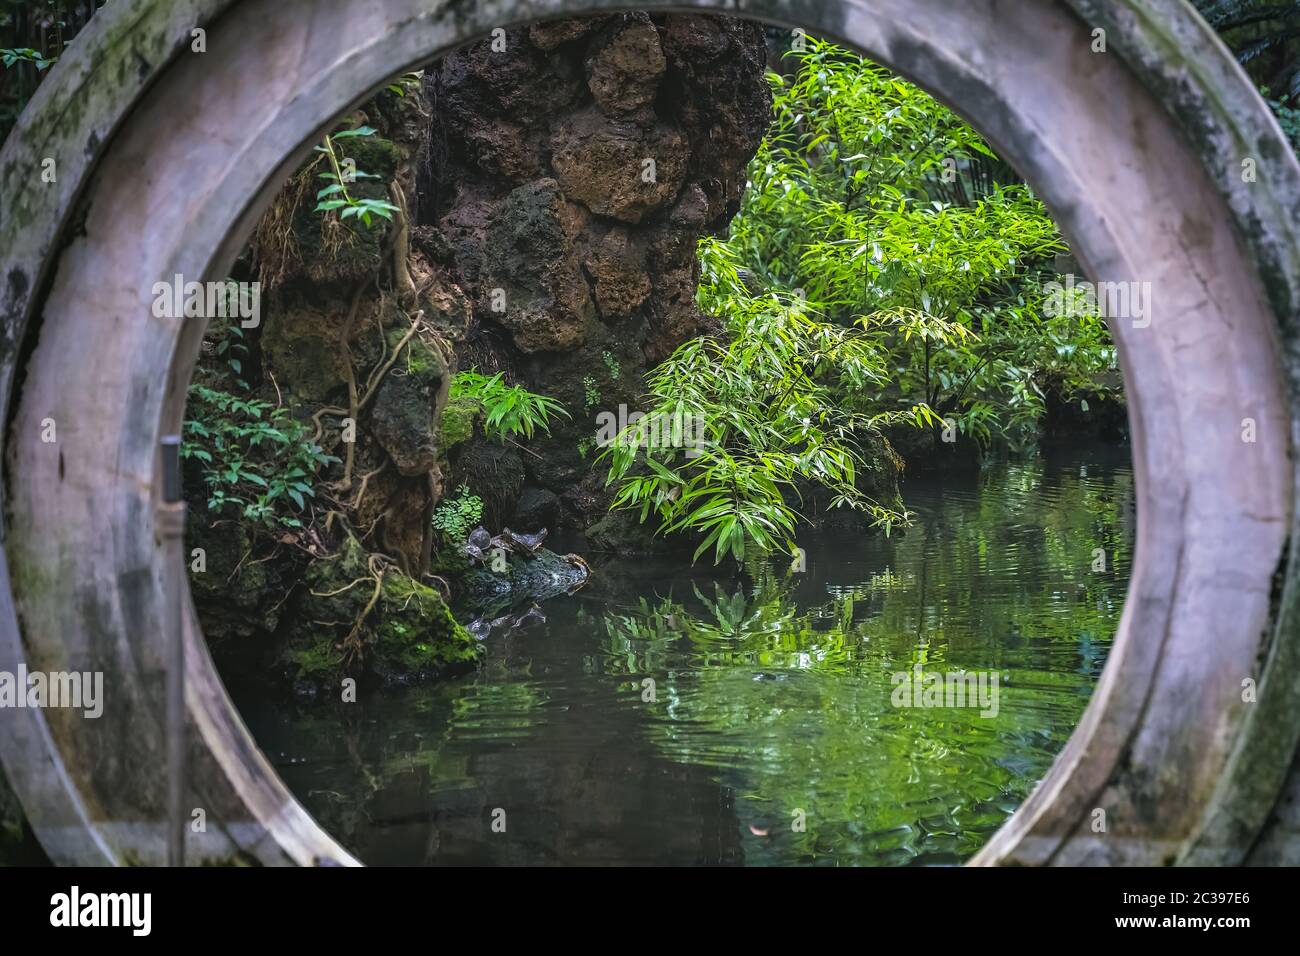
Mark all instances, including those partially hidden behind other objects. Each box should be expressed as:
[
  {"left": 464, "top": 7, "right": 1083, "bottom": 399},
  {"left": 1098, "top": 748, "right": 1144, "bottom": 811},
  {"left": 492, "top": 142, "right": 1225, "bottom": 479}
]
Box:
[
  {"left": 280, "top": 535, "right": 479, "bottom": 691},
  {"left": 439, "top": 395, "right": 482, "bottom": 450}
]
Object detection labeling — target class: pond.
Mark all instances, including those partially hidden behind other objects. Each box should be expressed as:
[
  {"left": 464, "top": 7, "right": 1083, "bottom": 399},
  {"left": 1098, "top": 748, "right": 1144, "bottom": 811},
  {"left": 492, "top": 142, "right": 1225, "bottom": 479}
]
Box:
[{"left": 231, "top": 439, "right": 1134, "bottom": 865}]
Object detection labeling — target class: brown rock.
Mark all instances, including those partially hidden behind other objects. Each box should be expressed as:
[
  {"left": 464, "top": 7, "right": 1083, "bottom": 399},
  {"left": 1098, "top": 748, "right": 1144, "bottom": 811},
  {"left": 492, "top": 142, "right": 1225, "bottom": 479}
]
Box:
[
  {"left": 418, "top": 269, "right": 473, "bottom": 344},
  {"left": 586, "top": 15, "right": 666, "bottom": 117},
  {"left": 480, "top": 179, "right": 594, "bottom": 353},
  {"left": 419, "top": 12, "right": 770, "bottom": 525},
  {"left": 367, "top": 331, "right": 449, "bottom": 476},
  {"left": 550, "top": 107, "right": 689, "bottom": 223},
  {"left": 455, "top": 117, "right": 544, "bottom": 183},
  {"left": 586, "top": 228, "right": 651, "bottom": 318},
  {"left": 529, "top": 17, "right": 600, "bottom": 52},
  {"left": 644, "top": 262, "right": 716, "bottom": 364},
  {"left": 646, "top": 181, "right": 710, "bottom": 266}
]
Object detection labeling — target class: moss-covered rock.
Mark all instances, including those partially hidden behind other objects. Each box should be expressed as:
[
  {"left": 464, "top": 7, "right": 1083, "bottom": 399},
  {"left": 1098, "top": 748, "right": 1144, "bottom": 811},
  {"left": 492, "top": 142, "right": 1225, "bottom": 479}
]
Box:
[
  {"left": 368, "top": 329, "right": 449, "bottom": 476},
  {"left": 439, "top": 395, "right": 481, "bottom": 450},
  {"left": 371, "top": 573, "right": 480, "bottom": 684},
  {"left": 342, "top": 134, "right": 402, "bottom": 185},
  {"left": 259, "top": 304, "right": 352, "bottom": 404},
  {"left": 280, "top": 535, "right": 478, "bottom": 692},
  {"left": 293, "top": 133, "right": 402, "bottom": 285},
  {"left": 186, "top": 518, "right": 300, "bottom": 645}
]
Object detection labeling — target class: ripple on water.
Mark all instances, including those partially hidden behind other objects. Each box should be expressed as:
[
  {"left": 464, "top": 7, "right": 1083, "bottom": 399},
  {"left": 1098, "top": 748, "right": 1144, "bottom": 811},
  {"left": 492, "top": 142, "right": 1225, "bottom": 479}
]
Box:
[{"left": 233, "top": 443, "right": 1135, "bottom": 865}]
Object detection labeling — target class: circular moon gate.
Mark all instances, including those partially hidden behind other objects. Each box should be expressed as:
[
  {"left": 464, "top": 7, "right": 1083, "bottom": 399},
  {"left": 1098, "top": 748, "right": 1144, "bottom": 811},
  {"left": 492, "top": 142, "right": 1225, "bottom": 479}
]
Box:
[{"left": 1, "top": 0, "right": 1298, "bottom": 867}]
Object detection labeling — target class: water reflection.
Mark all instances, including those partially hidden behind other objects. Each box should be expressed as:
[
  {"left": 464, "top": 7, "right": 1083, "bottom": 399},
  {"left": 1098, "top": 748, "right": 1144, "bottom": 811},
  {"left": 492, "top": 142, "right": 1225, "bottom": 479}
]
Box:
[{"left": 232, "top": 441, "right": 1134, "bottom": 865}]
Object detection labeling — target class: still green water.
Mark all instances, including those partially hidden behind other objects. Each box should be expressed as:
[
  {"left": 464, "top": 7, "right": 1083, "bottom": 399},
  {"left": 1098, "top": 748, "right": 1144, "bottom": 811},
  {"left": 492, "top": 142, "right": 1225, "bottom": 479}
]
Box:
[{"left": 234, "top": 440, "right": 1134, "bottom": 865}]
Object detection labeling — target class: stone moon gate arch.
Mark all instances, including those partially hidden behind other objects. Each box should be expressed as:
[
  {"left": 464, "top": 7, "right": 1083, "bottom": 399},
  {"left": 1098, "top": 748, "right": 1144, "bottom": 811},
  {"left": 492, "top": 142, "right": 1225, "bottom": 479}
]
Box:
[{"left": 1, "top": 0, "right": 1298, "bottom": 866}]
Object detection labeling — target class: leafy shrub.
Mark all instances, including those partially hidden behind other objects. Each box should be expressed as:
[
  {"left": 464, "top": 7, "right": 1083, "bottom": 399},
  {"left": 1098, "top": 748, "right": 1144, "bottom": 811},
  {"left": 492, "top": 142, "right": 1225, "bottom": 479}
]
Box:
[
  {"left": 313, "top": 126, "right": 400, "bottom": 228},
  {"left": 182, "top": 385, "right": 337, "bottom": 529},
  {"left": 431, "top": 484, "right": 484, "bottom": 544},
  {"left": 1, "top": 47, "right": 53, "bottom": 70},
  {"left": 601, "top": 289, "right": 934, "bottom": 565},
  {"left": 450, "top": 370, "right": 569, "bottom": 441},
  {"left": 714, "top": 38, "right": 1116, "bottom": 447}
]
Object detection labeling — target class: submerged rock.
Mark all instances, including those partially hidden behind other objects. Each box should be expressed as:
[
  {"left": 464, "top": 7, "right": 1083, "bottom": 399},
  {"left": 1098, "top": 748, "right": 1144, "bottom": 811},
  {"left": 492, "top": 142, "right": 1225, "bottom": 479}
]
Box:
[{"left": 461, "top": 546, "right": 590, "bottom": 618}]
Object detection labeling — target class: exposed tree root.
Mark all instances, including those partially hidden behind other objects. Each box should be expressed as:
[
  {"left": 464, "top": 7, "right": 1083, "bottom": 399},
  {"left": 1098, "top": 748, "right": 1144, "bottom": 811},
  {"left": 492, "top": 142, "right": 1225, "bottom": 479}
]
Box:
[{"left": 339, "top": 553, "right": 389, "bottom": 668}]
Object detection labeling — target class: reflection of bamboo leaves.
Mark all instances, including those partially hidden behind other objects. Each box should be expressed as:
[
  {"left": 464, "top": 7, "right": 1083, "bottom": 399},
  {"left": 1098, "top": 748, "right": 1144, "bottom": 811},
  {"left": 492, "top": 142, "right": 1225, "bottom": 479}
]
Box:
[{"left": 596, "top": 454, "right": 1134, "bottom": 863}]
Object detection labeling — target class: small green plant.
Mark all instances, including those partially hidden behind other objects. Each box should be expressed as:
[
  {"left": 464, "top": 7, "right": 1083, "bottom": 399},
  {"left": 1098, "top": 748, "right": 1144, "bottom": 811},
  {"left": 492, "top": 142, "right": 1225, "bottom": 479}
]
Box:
[
  {"left": 602, "top": 350, "right": 622, "bottom": 382},
  {"left": 450, "top": 370, "right": 570, "bottom": 441},
  {"left": 182, "top": 385, "right": 338, "bottom": 529},
  {"left": 1263, "top": 88, "right": 1300, "bottom": 154},
  {"left": 576, "top": 436, "right": 596, "bottom": 461},
  {"left": 385, "top": 71, "right": 423, "bottom": 98},
  {"left": 313, "top": 126, "right": 400, "bottom": 228},
  {"left": 1, "top": 48, "right": 54, "bottom": 70},
  {"left": 583, "top": 375, "right": 601, "bottom": 413},
  {"left": 206, "top": 303, "right": 251, "bottom": 388},
  {"left": 431, "top": 484, "right": 484, "bottom": 543}
]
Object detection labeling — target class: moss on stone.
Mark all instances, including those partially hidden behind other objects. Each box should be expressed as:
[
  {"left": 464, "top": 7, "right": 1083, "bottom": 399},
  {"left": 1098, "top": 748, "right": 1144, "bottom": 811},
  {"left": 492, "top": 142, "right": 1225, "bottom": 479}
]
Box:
[
  {"left": 370, "top": 330, "right": 447, "bottom": 475},
  {"left": 281, "top": 639, "right": 344, "bottom": 685},
  {"left": 371, "top": 574, "right": 480, "bottom": 683},
  {"left": 429, "top": 540, "right": 473, "bottom": 577},
  {"left": 342, "top": 135, "right": 402, "bottom": 186},
  {"left": 280, "top": 534, "right": 478, "bottom": 690},
  {"left": 439, "top": 395, "right": 482, "bottom": 450},
  {"left": 385, "top": 327, "right": 440, "bottom": 376},
  {"left": 260, "top": 319, "right": 349, "bottom": 404}
]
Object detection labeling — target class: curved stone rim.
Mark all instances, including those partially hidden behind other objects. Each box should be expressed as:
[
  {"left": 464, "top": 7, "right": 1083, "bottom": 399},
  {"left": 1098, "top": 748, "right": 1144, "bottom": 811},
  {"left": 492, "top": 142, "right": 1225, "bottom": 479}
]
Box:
[{"left": 0, "top": 0, "right": 1296, "bottom": 866}]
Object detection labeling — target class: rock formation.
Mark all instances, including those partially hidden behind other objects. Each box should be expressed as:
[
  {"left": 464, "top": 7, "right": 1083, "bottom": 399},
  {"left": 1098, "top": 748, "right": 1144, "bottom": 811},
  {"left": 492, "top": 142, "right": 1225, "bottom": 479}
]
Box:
[
  {"left": 421, "top": 12, "right": 772, "bottom": 529},
  {"left": 186, "top": 13, "right": 774, "bottom": 689}
]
